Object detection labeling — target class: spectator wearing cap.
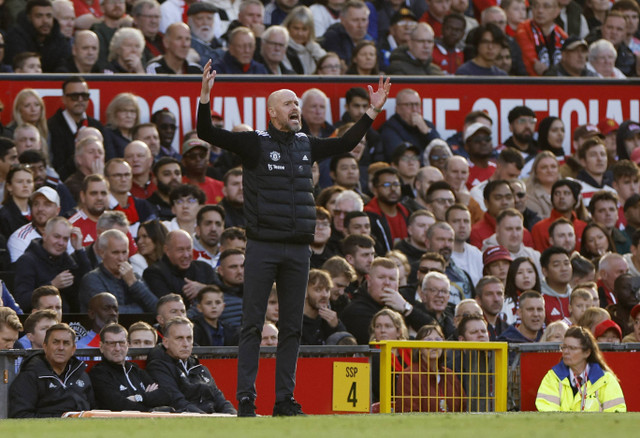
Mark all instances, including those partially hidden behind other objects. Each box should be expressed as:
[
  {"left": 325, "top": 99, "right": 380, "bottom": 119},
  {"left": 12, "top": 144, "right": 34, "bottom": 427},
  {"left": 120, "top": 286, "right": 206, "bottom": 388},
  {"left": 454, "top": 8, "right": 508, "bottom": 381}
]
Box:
[
  {"left": 482, "top": 245, "right": 513, "bottom": 285},
  {"left": 607, "top": 273, "right": 640, "bottom": 337},
  {"left": 456, "top": 23, "right": 508, "bottom": 76},
  {"left": 432, "top": 13, "right": 466, "bottom": 74},
  {"left": 622, "top": 303, "right": 640, "bottom": 342},
  {"left": 187, "top": 2, "right": 225, "bottom": 68},
  {"left": 211, "top": 26, "right": 268, "bottom": 74},
  {"left": 181, "top": 138, "right": 224, "bottom": 205},
  {"left": 379, "top": 88, "right": 441, "bottom": 160},
  {"left": 531, "top": 179, "right": 587, "bottom": 252},
  {"left": 387, "top": 22, "right": 445, "bottom": 75},
  {"left": 379, "top": 7, "right": 419, "bottom": 69},
  {"left": 390, "top": 143, "right": 421, "bottom": 199},
  {"left": 544, "top": 36, "right": 597, "bottom": 77},
  {"left": 8, "top": 186, "right": 64, "bottom": 262},
  {"left": 593, "top": 319, "right": 622, "bottom": 343},
  {"left": 598, "top": 118, "right": 620, "bottom": 164},
  {"left": 364, "top": 167, "right": 410, "bottom": 254},
  {"left": 470, "top": 148, "right": 524, "bottom": 211},
  {"left": 146, "top": 23, "right": 203, "bottom": 74},
  {"left": 504, "top": 106, "right": 538, "bottom": 178},
  {"left": 515, "top": 0, "right": 567, "bottom": 76},
  {"left": 615, "top": 120, "right": 640, "bottom": 161},
  {"left": 460, "top": 123, "right": 497, "bottom": 189}
]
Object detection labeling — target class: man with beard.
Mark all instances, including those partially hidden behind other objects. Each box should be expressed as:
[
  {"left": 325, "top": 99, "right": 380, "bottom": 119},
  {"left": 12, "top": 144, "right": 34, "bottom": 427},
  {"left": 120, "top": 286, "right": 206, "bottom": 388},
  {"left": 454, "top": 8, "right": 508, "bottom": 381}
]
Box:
[
  {"left": 425, "top": 221, "right": 474, "bottom": 305},
  {"left": 181, "top": 138, "right": 224, "bottom": 205},
  {"left": 6, "top": 0, "right": 71, "bottom": 73},
  {"left": 8, "top": 187, "right": 62, "bottom": 262},
  {"left": 193, "top": 205, "right": 225, "bottom": 267},
  {"left": 216, "top": 248, "right": 245, "bottom": 330},
  {"left": 364, "top": 167, "right": 409, "bottom": 254},
  {"left": 77, "top": 292, "right": 120, "bottom": 348},
  {"left": 504, "top": 106, "right": 538, "bottom": 178},
  {"left": 124, "top": 140, "right": 156, "bottom": 199},
  {"left": 69, "top": 174, "right": 109, "bottom": 247},
  {"left": 148, "top": 157, "right": 182, "bottom": 220},
  {"left": 151, "top": 109, "right": 181, "bottom": 160},
  {"left": 143, "top": 230, "right": 216, "bottom": 307},
  {"left": 220, "top": 168, "right": 245, "bottom": 228},
  {"left": 531, "top": 179, "right": 587, "bottom": 252},
  {"left": 188, "top": 2, "right": 224, "bottom": 68},
  {"left": 301, "top": 269, "right": 346, "bottom": 345},
  {"left": 197, "top": 66, "right": 390, "bottom": 416},
  {"left": 18, "top": 147, "right": 76, "bottom": 214}
]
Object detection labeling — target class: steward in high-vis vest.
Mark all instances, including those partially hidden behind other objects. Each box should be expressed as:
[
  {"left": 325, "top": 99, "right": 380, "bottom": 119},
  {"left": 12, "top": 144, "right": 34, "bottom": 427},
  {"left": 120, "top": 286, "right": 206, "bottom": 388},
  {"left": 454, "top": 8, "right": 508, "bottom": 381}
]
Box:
[{"left": 197, "top": 61, "right": 391, "bottom": 417}]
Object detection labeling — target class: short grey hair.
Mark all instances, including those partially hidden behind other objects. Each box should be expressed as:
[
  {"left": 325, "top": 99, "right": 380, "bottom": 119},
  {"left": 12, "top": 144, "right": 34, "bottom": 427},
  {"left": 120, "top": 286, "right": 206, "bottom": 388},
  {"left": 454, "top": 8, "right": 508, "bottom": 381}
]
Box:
[
  {"left": 421, "top": 271, "right": 450, "bottom": 290},
  {"left": 109, "top": 27, "right": 145, "bottom": 62},
  {"left": 334, "top": 190, "right": 364, "bottom": 211},
  {"left": 301, "top": 88, "right": 328, "bottom": 108},
  {"left": 97, "top": 210, "right": 130, "bottom": 231},
  {"left": 97, "top": 228, "right": 129, "bottom": 252},
  {"left": 262, "top": 25, "right": 289, "bottom": 46},
  {"left": 588, "top": 39, "right": 617, "bottom": 63}
]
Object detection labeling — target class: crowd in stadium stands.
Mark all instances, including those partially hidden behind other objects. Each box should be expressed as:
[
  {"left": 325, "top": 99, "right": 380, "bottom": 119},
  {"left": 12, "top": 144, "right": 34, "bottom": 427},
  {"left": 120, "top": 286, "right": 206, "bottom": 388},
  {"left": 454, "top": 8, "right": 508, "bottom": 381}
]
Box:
[{"left": 0, "top": 0, "right": 639, "bottom": 416}]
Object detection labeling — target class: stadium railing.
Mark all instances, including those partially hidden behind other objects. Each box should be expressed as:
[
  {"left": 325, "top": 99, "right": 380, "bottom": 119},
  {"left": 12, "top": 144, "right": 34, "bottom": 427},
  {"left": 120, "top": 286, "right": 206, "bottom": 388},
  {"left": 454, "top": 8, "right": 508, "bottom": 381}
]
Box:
[{"left": 373, "top": 341, "right": 508, "bottom": 413}]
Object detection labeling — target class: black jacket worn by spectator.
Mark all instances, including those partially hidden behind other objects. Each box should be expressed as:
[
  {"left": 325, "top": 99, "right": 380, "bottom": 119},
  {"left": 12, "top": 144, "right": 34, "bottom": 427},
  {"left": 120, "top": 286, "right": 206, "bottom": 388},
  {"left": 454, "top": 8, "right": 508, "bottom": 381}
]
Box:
[
  {"left": 9, "top": 352, "right": 94, "bottom": 418},
  {"left": 196, "top": 102, "right": 374, "bottom": 244},
  {"left": 145, "top": 344, "right": 236, "bottom": 414},
  {"left": 14, "top": 238, "right": 91, "bottom": 313},
  {"left": 192, "top": 315, "right": 238, "bottom": 346},
  {"left": 301, "top": 314, "right": 346, "bottom": 345},
  {"left": 147, "top": 192, "right": 174, "bottom": 221},
  {"left": 89, "top": 358, "right": 171, "bottom": 411},
  {"left": 48, "top": 108, "right": 105, "bottom": 181},
  {"left": 143, "top": 254, "right": 216, "bottom": 304},
  {"left": 5, "top": 12, "right": 71, "bottom": 73},
  {"left": 218, "top": 197, "right": 246, "bottom": 228},
  {"left": 0, "top": 199, "right": 30, "bottom": 237}
]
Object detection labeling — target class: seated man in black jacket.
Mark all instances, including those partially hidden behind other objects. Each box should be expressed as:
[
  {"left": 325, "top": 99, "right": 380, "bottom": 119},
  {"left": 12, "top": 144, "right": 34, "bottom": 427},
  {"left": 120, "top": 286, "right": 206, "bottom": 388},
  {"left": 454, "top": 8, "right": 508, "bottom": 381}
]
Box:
[
  {"left": 90, "top": 323, "right": 170, "bottom": 411},
  {"left": 301, "top": 269, "right": 346, "bottom": 345},
  {"left": 9, "top": 323, "right": 95, "bottom": 418},
  {"left": 146, "top": 317, "right": 237, "bottom": 414},
  {"left": 143, "top": 230, "right": 216, "bottom": 308}
]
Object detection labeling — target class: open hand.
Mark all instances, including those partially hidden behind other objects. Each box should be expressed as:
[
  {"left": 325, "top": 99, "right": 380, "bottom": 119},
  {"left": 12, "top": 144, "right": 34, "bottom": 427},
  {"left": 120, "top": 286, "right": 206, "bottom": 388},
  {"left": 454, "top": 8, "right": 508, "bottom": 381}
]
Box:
[
  {"left": 368, "top": 75, "right": 392, "bottom": 112},
  {"left": 200, "top": 60, "right": 217, "bottom": 104}
]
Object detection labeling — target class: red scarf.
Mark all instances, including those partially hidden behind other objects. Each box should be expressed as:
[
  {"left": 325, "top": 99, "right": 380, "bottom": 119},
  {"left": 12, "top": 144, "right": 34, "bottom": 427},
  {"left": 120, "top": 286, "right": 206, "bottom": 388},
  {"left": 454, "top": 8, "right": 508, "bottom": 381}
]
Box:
[{"left": 530, "top": 21, "right": 564, "bottom": 68}]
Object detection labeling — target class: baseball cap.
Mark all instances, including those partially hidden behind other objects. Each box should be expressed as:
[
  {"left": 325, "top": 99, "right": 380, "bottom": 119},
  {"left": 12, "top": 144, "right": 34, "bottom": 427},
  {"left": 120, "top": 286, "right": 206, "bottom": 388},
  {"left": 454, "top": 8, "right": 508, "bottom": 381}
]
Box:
[
  {"left": 573, "top": 124, "right": 604, "bottom": 141},
  {"left": 464, "top": 122, "right": 491, "bottom": 142},
  {"left": 561, "top": 36, "right": 588, "bottom": 52},
  {"left": 30, "top": 186, "right": 60, "bottom": 207},
  {"left": 211, "top": 111, "right": 223, "bottom": 120},
  {"left": 597, "top": 118, "right": 619, "bottom": 136},
  {"left": 593, "top": 319, "right": 622, "bottom": 341},
  {"left": 390, "top": 7, "right": 418, "bottom": 26},
  {"left": 623, "top": 122, "right": 640, "bottom": 139},
  {"left": 182, "top": 138, "right": 209, "bottom": 156},
  {"left": 483, "top": 245, "right": 513, "bottom": 266}
]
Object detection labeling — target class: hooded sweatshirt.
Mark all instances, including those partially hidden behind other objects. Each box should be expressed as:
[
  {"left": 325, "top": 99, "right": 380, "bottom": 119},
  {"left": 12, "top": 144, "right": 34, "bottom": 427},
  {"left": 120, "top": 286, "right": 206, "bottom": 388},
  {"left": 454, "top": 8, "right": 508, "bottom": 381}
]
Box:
[{"left": 541, "top": 278, "right": 571, "bottom": 324}]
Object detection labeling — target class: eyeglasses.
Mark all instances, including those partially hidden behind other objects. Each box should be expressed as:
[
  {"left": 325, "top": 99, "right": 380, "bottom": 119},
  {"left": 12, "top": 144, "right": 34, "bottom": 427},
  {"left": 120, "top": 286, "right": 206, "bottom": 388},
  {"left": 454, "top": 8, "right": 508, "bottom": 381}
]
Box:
[
  {"left": 429, "top": 154, "right": 448, "bottom": 161},
  {"left": 514, "top": 117, "right": 537, "bottom": 126},
  {"left": 377, "top": 181, "right": 401, "bottom": 188},
  {"left": 175, "top": 197, "right": 198, "bottom": 205},
  {"left": 560, "top": 344, "right": 584, "bottom": 352},
  {"left": 424, "top": 287, "right": 449, "bottom": 296},
  {"left": 103, "top": 340, "right": 127, "bottom": 348},
  {"left": 264, "top": 40, "right": 286, "bottom": 49},
  {"left": 65, "top": 92, "right": 90, "bottom": 101}
]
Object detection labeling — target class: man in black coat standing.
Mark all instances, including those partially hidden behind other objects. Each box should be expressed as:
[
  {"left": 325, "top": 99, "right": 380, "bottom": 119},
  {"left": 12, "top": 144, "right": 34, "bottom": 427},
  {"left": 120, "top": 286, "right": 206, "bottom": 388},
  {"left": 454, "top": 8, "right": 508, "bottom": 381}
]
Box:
[{"left": 197, "top": 62, "right": 390, "bottom": 416}]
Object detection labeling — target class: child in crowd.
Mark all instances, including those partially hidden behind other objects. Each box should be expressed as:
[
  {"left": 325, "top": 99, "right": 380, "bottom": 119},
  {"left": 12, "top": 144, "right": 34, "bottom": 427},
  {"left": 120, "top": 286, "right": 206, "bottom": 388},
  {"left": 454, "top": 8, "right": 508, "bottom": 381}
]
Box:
[
  {"left": 562, "top": 288, "right": 593, "bottom": 326},
  {"left": 193, "top": 286, "right": 237, "bottom": 346}
]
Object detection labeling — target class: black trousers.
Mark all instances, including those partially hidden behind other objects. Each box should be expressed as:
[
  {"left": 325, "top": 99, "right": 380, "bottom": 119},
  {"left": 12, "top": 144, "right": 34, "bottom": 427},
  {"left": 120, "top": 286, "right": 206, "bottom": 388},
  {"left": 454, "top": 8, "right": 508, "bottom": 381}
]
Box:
[{"left": 236, "top": 239, "right": 310, "bottom": 402}]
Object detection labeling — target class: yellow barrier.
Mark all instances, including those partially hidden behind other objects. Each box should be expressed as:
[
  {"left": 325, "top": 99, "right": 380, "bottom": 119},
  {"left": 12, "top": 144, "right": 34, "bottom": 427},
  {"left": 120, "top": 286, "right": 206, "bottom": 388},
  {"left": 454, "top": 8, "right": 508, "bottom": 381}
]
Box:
[{"left": 372, "top": 341, "right": 508, "bottom": 413}]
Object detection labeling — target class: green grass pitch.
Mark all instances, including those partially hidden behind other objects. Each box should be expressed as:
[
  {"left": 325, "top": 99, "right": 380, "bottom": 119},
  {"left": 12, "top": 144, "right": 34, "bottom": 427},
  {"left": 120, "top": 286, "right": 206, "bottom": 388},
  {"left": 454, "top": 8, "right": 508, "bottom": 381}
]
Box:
[{"left": 1, "top": 413, "right": 637, "bottom": 437}]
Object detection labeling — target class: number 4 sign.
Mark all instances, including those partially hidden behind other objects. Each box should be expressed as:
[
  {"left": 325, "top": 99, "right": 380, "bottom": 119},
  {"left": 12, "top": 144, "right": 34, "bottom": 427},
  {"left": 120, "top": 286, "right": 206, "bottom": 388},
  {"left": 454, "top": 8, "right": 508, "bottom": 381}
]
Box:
[{"left": 332, "top": 362, "right": 370, "bottom": 412}]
